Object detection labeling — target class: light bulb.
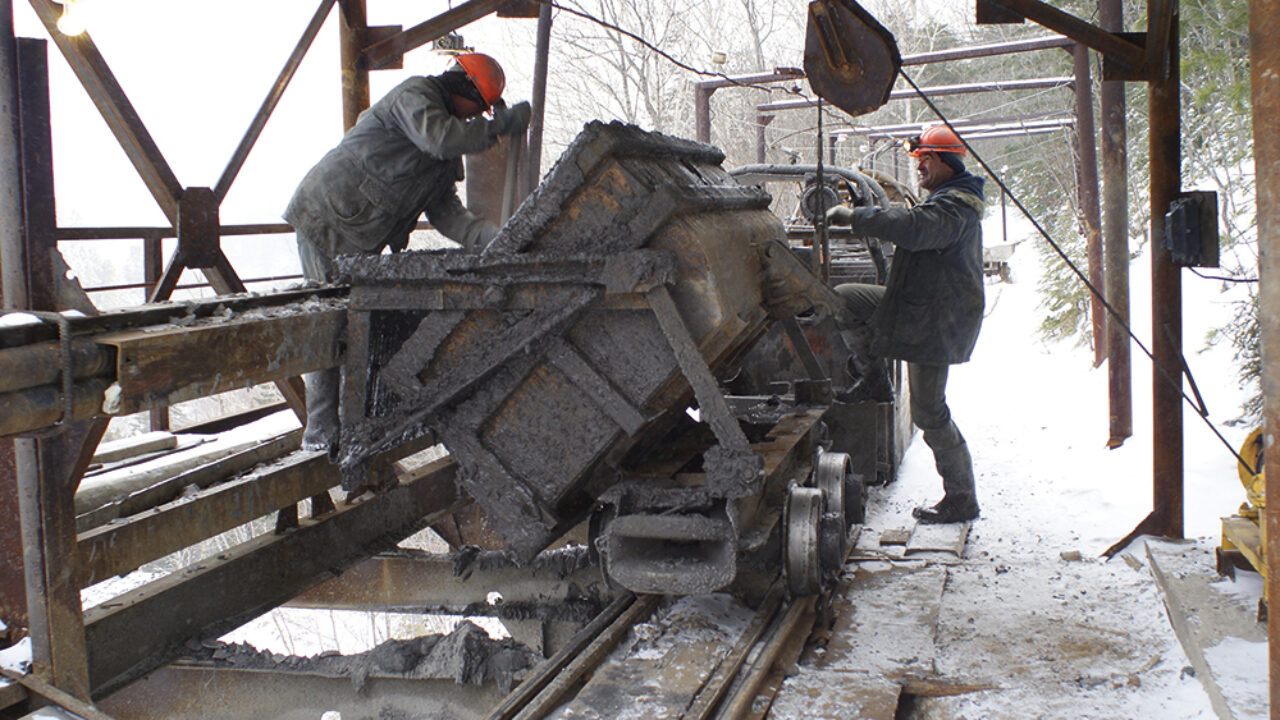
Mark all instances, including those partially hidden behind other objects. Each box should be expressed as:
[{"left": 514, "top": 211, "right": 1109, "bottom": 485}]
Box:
[{"left": 56, "top": 0, "right": 87, "bottom": 36}]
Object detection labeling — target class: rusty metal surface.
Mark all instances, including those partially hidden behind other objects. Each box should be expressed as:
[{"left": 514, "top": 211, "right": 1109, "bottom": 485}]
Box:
[
  {"left": 26, "top": 0, "right": 182, "bottom": 223},
  {"left": 287, "top": 548, "right": 610, "bottom": 619},
  {"left": 82, "top": 457, "right": 462, "bottom": 698},
  {"left": 94, "top": 306, "right": 344, "bottom": 416},
  {"left": 977, "top": 0, "right": 1145, "bottom": 70},
  {"left": 217, "top": 0, "right": 334, "bottom": 201},
  {"left": 803, "top": 0, "right": 900, "bottom": 118},
  {"left": 339, "top": 123, "right": 780, "bottom": 570},
  {"left": 1099, "top": 0, "right": 1132, "bottom": 446},
  {"left": 1148, "top": 9, "right": 1183, "bottom": 538},
  {"left": 1248, "top": 0, "right": 1280, "bottom": 709},
  {"left": 339, "top": 0, "right": 368, "bottom": 131},
  {"left": 362, "top": 0, "right": 517, "bottom": 70},
  {"left": 99, "top": 665, "right": 503, "bottom": 720},
  {"left": 75, "top": 439, "right": 334, "bottom": 586},
  {"left": 0, "top": 338, "right": 113, "bottom": 395},
  {"left": 1072, "top": 43, "right": 1105, "bottom": 368},
  {"left": 0, "top": 440, "right": 26, "bottom": 633}
]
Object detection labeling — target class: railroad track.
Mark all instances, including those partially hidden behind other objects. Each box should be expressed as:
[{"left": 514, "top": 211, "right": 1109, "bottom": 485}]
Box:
[{"left": 485, "top": 540, "right": 856, "bottom": 720}]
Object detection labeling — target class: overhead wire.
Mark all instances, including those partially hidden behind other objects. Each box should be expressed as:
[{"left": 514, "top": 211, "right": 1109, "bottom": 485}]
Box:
[
  {"left": 896, "top": 68, "right": 1256, "bottom": 474},
  {"left": 533, "top": 0, "right": 1256, "bottom": 473}
]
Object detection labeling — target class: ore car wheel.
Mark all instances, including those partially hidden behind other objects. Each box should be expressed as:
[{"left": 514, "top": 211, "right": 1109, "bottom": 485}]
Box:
[
  {"left": 815, "top": 451, "right": 849, "bottom": 577},
  {"left": 816, "top": 451, "right": 849, "bottom": 532},
  {"left": 785, "top": 486, "right": 823, "bottom": 596},
  {"left": 818, "top": 451, "right": 863, "bottom": 527}
]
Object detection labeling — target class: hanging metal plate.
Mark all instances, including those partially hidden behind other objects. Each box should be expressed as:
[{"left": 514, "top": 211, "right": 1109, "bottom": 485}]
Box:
[{"left": 803, "top": 0, "right": 901, "bottom": 117}]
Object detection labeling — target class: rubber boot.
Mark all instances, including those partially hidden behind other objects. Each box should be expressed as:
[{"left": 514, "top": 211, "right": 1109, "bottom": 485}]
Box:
[
  {"left": 302, "top": 368, "right": 341, "bottom": 455},
  {"left": 836, "top": 330, "right": 893, "bottom": 403},
  {"left": 912, "top": 443, "right": 979, "bottom": 524}
]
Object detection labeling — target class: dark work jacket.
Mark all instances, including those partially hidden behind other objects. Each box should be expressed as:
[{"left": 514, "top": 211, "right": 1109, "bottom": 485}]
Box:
[
  {"left": 850, "top": 172, "right": 986, "bottom": 365},
  {"left": 284, "top": 74, "right": 502, "bottom": 257}
]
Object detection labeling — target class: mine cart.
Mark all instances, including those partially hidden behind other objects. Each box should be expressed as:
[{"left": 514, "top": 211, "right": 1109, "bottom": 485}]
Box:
[{"left": 337, "top": 121, "right": 876, "bottom": 597}]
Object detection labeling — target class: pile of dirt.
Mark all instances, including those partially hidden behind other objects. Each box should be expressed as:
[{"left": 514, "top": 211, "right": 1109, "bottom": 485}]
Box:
[{"left": 183, "top": 620, "right": 538, "bottom": 693}]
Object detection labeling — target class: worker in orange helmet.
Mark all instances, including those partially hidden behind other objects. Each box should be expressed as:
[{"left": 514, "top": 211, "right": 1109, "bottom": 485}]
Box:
[
  {"left": 826, "top": 124, "right": 986, "bottom": 524},
  {"left": 285, "top": 52, "right": 531, "bottom": 456}
]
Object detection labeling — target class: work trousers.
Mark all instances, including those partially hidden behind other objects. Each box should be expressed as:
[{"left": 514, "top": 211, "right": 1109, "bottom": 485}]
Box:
[
  {"left": 298, "top": 233, "right": 360, "bottom": 453},
  {"left": 833, "top": 282, "right": 975, "bottom": 499}
]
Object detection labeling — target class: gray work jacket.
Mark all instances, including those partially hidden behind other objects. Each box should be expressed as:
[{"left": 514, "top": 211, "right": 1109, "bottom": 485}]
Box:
[
  {"left": 851, "top": 180, "right": 986, "bottom": 365},
  {"left": 284, "top": 74, "right": 501, "bottom": 257}
]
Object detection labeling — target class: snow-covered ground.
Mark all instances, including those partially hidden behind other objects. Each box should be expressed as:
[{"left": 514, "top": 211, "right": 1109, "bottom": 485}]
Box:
[{"left": 870, "top": 210, "right": 1266, "bottom": 719}]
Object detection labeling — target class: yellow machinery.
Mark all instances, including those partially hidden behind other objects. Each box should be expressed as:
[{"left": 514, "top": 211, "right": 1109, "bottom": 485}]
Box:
[{"left": 1219, "top": 427, "right": 1268, "bottom": 605}]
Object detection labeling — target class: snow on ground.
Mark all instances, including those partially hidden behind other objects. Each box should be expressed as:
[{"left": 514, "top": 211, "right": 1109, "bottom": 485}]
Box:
[{"left": 868, "top": 211, "right": 1263, "bottom": 719}]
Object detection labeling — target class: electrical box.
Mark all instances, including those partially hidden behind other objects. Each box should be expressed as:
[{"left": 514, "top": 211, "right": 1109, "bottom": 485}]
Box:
[{"left": 1164, "top": 190, "right": 1219, "bottom": 268}]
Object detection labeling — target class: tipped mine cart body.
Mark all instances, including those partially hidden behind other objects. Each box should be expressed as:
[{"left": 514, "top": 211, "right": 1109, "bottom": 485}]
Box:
[{"left": 338, "top": 121, "right": 870, "bottom": 596}]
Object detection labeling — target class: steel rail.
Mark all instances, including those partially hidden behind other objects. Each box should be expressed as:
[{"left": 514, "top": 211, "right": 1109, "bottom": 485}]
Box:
[{"left": 485, "top": 593, "right": 658, "bottom": 720}]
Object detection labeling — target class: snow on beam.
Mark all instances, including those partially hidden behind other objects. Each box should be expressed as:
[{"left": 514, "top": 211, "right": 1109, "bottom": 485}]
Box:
[{"left": 81, "top": 456, "right": 462, "bottom": 699}]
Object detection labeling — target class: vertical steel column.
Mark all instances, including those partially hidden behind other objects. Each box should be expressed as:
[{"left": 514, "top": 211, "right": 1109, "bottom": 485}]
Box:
[
  {"left": 144, "top": 234, "right": 169, "bottom": 431},
  {"left": 339, "top": 0, "right": 369, "bottom": 132},
  {"left": 14, "top": 37, "right": 92, "bottom": 700},
  {"left": 525, "top": 1, "right": 552, "bottom": 194},
  {"left": 0, "top": 0, "right": 26, "bottom": 638},
  {"left": 1249, "top": 0, "right": 1280, "bottom": 709},
  {"left": 756, "top": 114, "right": 773, "bottom": 163},
  {"left": 1072, "top": 43, "right": 1105, "bottom": 368},
  {"left": 695, "top": 86, "right": 713, "bottom": 144},
  {"left": 1099, "top": 0, "right": 1132, "bottom": 447},
  {"left": 1149, "top": 8, "right": 1183, "bottom": 538}
]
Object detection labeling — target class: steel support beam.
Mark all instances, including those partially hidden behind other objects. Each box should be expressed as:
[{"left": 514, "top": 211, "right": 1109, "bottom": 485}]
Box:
[
  {"left": 26, "top": 0, "right": 183, "bottom": 224},
  {"left": 1249, "top": 0, "right": 1280, "bottom": 709},
  {"left": 288, "top": 550, "right": 611, "bottom": 617},
  {"left": 1072, "top": 43, "right": 1105, "bottom": 368},
  {"left": 0, "top": 0, "right": 28, "bottom": 635},
  {"left": 11, "top": 38, "right": 99, "bottom": 702},
  {"left": 1099, "top": 0, "right": 1131, "bottom": 447},
  {"left": 83, "top": 457, "right": 463, "bottom": 698},
  {"left": 362, "top": 0, "right": 516, "bottom": 70},
  {"left": 339, "top": 0, "right": 369, "bottom": 131},
  {"left": 216, "top": 0, "right": 336, "bottom": 203},
  {"left": 976, "top": 0, "right": 1145, "bottom": 70},
  {"left": 1148, "top": 8, "right": 1182, "bottom": 538}
]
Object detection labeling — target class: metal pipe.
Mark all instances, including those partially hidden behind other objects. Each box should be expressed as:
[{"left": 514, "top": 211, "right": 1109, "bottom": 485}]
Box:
[
  {"left": 1072, "top": 43, "right": 1105, "bottom": 368},
  {"left": 758, "top": 76, "right": 1073, "bottom": 113},
  {"left": 0, "top": 337, "right": 113, "bottom": 395},
  {"left": 1099, "top": 0, "right": 1132, "bottom": 446},
  {"left": 339, "top": 0, "right": 369, "bottom": 132},
  {"left": 0, "top": 379, "right": 112, "bottom": 437},
  {"left": 692, "top": 67, "right": 804, "bottom": 91},
  {"left": 525, "top": 1, "right": 551, "bottom": 193},
  {"left": 831, "top": 109, "right": 1072, "bottom": 136},
  {"left": 836, "top": 118, "right": 1075, "bottom": 139},
  {"left": 900, "top": 34, "right": 1073, "bottom": 66},
  {"left": 1149, "top": 8, "right": 1183, "bottom": 538},
  {"left": 756, "top": 114, "right": 774, "bottom": 163},
  {"left": 695, "top": 86, "right": 712, "bottom": 144},
  {"left": 1248, "top": 0, "right": 1280, "bottom": 708}
]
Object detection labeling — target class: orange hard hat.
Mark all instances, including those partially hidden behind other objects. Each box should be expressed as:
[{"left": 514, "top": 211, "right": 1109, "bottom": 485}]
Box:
[
  {"left": 904, "top": 125, "right": 966, "bottom": 157},
  {"left": 453, "top": 53, "right": 505, "bottom": 108}
]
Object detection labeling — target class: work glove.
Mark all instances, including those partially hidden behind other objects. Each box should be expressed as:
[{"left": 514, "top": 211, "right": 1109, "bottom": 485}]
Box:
[
  {"left": 490, "top": 100, "right": 532, "bottom": 137},
  {"left": 826, "top": 204, "right": 855, "bottom": 227}
]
